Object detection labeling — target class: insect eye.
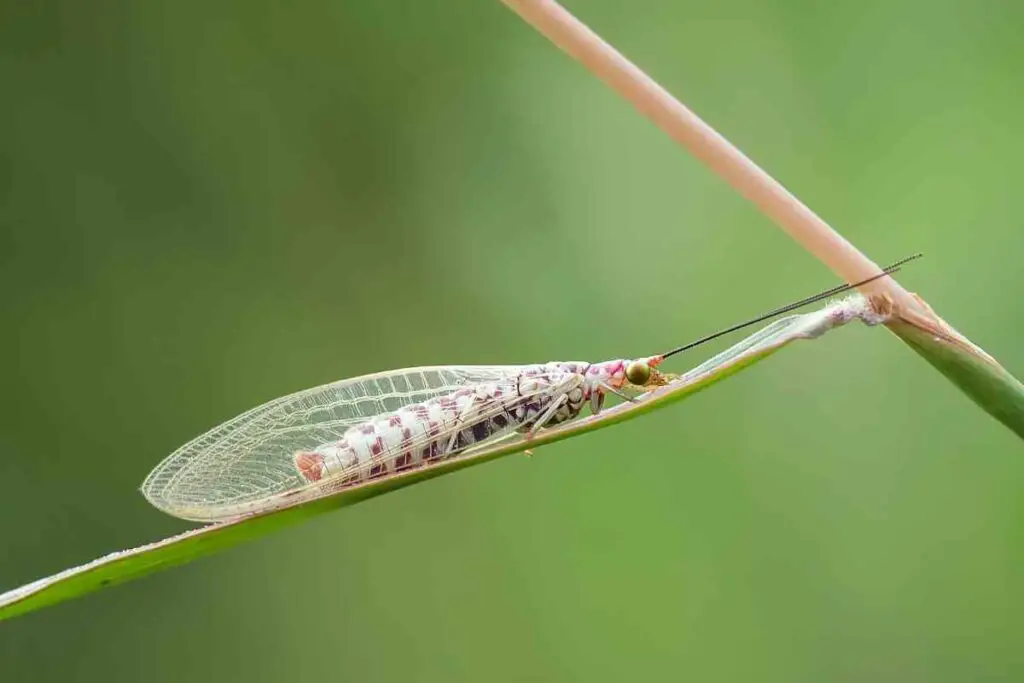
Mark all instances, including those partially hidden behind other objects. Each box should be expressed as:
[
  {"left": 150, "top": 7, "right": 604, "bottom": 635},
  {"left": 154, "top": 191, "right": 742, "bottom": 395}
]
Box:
[{"left": 625, "top": 361, "right": 651, "bottom": 386}]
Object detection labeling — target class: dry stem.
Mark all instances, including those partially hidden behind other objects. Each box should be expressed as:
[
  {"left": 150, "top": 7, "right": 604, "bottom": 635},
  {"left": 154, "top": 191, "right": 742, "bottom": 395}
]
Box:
[
  {"left": 500, "top": 0, "right": 917, "bottom": 305},
  {"left": 498, "top": 0, "right": 1001, "bottom": 363}
]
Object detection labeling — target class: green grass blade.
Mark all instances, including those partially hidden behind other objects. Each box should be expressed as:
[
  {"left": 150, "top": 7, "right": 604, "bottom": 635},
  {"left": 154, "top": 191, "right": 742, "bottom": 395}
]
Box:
[
  {"left": 890, "top": 319, "right": 1024, "bottom": 439},
  {"left": 0, "top": 298, "right": 876, "bottom": 622}
]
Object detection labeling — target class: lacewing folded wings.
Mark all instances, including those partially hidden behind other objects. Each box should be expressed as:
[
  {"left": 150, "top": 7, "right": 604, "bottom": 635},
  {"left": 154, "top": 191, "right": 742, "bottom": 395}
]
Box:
[{"left": 141, "top": 365, "right": 565, "bottom": 522}]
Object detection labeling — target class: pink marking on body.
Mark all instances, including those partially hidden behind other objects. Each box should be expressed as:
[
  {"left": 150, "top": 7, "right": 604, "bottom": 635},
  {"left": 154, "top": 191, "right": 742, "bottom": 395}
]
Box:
[
  {"left": 610, "top": 360, "right": 628, "bottom": 387},
  {"left": 359, "top": 424, "right": 376, "bottom": 435},
  {"left": 369, "top": 436, "right": 385, "bottom": 457},
  {"left": 586, "top": 359, "right": 625, "bottom": 389},
  {"left": 388, "top": 415, "right": 402, "bottom": 427},
  {"left": 295, "top": 451, "right": 325, "bottom": 482}
]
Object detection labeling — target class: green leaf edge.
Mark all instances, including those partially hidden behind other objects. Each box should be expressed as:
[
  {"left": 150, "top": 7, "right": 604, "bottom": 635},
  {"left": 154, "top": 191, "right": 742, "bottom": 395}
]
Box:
[
  {"left": 0, "top": 311, "right": 843, "bottom": 622},
  {"left": 889, "top": 321, "right": 1024, "bottom": 439}
]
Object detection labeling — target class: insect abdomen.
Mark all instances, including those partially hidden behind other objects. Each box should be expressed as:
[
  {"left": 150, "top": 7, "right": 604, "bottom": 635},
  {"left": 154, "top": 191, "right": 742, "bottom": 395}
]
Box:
[{"left": 294, "top": 379, "right": 557, "bottom": 484}]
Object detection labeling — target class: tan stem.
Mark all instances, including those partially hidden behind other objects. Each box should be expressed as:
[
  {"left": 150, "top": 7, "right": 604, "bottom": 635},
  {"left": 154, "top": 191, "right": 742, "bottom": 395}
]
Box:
[{"left": 499, "top": 0, "right": 920, "bottom": 310}]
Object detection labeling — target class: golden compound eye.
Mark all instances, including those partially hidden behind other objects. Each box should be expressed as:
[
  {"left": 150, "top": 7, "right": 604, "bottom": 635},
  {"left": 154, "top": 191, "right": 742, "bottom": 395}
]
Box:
[{"left": 625, "top": 361, "right": 651, "bottom": 386}]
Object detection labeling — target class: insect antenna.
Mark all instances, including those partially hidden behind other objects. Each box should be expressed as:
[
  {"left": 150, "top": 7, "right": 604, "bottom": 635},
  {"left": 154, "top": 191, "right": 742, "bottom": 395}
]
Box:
[{"left": 659, "top": 253, "right": 923, "bottom": 360}]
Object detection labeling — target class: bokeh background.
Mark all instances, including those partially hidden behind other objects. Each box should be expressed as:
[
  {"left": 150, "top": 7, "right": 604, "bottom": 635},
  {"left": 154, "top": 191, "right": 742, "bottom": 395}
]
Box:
[{"left": 3, "top": 0, "right": 1024, "bottom": 680}]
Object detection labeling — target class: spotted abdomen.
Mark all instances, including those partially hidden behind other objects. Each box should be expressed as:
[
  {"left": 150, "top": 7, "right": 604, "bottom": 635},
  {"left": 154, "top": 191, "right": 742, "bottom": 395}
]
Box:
[{"left": 294, "top": 371, "right": 577, "bottom": 485}]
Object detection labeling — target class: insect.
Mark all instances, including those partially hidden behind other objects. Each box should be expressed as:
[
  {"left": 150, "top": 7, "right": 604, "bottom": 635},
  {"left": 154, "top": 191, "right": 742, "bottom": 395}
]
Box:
[{"left": 141, "top": 255, "right": 919, "bottom": 522}]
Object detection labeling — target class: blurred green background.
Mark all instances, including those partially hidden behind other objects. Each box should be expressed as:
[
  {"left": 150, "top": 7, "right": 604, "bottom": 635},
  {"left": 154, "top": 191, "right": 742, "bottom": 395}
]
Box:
[{"left": 3, "top": 0, "right": 1023, "bottom": 680}]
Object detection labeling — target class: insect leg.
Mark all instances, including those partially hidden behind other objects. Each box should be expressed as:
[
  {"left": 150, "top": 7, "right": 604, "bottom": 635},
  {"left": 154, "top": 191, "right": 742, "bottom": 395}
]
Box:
[
  {"left": 590, "top": 389, "right": 605, "bottom": 415},
  {"left": 447, "top": 398, "right": 482, "bottom": 452},
  {"left": 525, "top": 393, "right": 569, "bottom": 439},
  {"left": 598, "top": 382, "right": 638, "bottom": 404}
]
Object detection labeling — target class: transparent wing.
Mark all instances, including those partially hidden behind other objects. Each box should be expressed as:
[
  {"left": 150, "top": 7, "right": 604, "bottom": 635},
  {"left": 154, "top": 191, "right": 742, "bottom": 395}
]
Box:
[
  {"left": 141, "top": 365, "right": 534, "bottom": 522},
  {"left": 314, "top": 369, "right": 580, "bottom": 483}
]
